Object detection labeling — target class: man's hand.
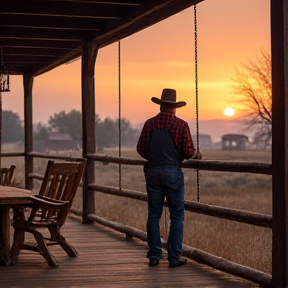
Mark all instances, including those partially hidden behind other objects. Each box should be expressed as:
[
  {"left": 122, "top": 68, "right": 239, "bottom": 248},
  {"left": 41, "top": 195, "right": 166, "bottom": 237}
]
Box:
[{"left": 192, "top": 150, "right": 202, "bottom": 159}]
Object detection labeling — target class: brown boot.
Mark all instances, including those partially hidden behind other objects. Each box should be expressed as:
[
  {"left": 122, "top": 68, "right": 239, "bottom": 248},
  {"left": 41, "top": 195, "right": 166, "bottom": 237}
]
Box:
[
  {"left": 169, "top": 257, "right": 187, "bottom": 268},
  {"left": 149, "top": 258, "right": 160, "bottom": 266}
]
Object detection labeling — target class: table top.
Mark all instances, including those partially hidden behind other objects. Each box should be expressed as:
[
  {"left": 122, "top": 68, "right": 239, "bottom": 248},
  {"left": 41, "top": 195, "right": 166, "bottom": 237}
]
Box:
[{"left": 0, "top": 186, "right": 32, "bottom": 205}]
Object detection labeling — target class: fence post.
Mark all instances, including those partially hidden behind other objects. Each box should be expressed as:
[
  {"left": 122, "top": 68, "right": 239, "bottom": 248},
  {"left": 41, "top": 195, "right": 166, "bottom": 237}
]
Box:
[
  {"left": 81, "top": 40, "right": 98, "bottom": 223},
  {"left": 23, "top": 73, "right": 34, "bottom": 190},
  {"left": 271, "top": 1, "right": 288, "bottom": 287}
]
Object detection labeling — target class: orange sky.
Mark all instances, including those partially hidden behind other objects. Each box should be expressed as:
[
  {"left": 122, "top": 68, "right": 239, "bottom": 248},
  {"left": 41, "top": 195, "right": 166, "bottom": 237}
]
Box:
[{"left": 3, "top": 0, "right": 270, "bottom": 126}]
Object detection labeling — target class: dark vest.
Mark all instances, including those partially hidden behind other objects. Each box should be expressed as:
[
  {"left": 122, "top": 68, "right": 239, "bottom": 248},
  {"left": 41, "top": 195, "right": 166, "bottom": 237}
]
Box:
[{"left": 147, "top": 120, "right": 181, "bottom": 167}]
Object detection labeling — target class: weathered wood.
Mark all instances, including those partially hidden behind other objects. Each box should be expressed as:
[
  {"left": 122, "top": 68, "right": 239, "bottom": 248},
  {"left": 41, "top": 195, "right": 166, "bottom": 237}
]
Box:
[
  {"left": 0, "top": 152, "right": 25, "bottom": 157},
  {"left": 271, "top": 1, "right": 288, "bottom": 287},
  {"left": 0, "top": 206, "right": 11, "bottom": 265},
  {"left": 87, "top": 214, "right": 147, "bottom": 241},
  {"left": 182, "top": 243, "right": 272, "bottom": 286},
  {"left": 27, "top": 173, "right": 43, "bottom": 181},
  {"left": 29, "top": 152, "right": 84, "bottom": 162},
  {"left": 2, "top": 0, "right": 205, "bottom": 76},
  {"left": 87, "top": 153, "right": 146, "bottom": 165},
  {"left": 23, "top": 74, "right": 34, "bottom": 191},
  {"left": 0, "top": 186, "right": 32, "bottom": 266},
  {"left": 182, "top": 159, "right": 272, "bottom": 175},
  {"left": 97, "top": 0, "right": 202, "bottom": 48},
  {"left": 86, "top": 213, "right": 271, "bottom": 287},
  {"left": 87, "top": 153, "right": 272, "bottom": 174},
  {"left": 0, "top": 165, "right": 16, "bottom": 186},
  {"left": 184, "top": 200, "right": 272, "bottom": 228},
  {"left": 89, "top": 183, "right": 272, "bottom": 228},
  {"left": 81, "top": 40, "right": 97, "bottom": 223},
  {"left": 11, "top": 160, "right": 86, "bottom": 267},
  {"left": 0, "top": 218, "right": 255, "bottom": 288},
  {"left": 89, "top": 183, "right": 147, "bottom": 201}
]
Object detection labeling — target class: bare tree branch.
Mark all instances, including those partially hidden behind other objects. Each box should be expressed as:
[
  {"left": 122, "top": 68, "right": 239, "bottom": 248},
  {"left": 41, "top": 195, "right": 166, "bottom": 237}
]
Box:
[{"left": 230, "top": 49, "right": 272, "bottom": 141}]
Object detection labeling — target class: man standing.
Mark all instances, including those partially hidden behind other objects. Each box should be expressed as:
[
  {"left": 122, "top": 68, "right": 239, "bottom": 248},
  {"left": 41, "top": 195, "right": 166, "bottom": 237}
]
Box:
[{"left": 137, "top": 88, "right": 201, "bottom": 268}]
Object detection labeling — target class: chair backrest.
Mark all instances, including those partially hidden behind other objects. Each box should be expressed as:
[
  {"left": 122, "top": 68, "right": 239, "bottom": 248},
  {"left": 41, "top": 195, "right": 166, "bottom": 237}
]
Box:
[
  {"left": 0, "top": 164, "right": 16, "bottom": 186},
  {"left": 37, "top": 160, "right": 86, "bottom": 226}
]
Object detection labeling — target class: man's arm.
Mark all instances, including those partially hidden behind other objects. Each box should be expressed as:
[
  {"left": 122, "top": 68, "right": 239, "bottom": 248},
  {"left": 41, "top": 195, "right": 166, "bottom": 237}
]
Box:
[
  {"left": 136, "top": 121, "right": 150, "bottom": 159},
  {"left": 182, "top": 122, "right": 202, "bottom": 160}
]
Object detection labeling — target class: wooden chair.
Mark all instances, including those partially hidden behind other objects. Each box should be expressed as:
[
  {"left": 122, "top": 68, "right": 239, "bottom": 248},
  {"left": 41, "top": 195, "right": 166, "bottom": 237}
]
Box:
[
  {"left": 10, "top": 159, "right": 86, "bottom": 267},
  {"left": 0, "top": 164, "right": 16, "bottom": 186}
]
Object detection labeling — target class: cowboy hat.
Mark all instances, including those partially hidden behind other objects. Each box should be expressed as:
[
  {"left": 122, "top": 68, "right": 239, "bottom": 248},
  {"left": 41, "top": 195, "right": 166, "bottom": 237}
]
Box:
[{"left": 151, "top": 88, "right": 186, "bottom": 108}]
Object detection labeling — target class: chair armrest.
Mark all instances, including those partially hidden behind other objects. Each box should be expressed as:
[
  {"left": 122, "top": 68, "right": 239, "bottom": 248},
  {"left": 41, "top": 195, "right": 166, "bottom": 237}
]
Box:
[
  {"left": 31, "top": 195, "right": 69, "bottom": 210},
  {"left": 34, "top": 195, "right": 69, "bottom": 204}
]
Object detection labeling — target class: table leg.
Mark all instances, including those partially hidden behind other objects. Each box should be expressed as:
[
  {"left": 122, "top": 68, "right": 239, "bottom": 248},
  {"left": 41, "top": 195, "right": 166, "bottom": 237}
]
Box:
[{"left": 0, "top": 206, "right": 11, "bottom": 266}]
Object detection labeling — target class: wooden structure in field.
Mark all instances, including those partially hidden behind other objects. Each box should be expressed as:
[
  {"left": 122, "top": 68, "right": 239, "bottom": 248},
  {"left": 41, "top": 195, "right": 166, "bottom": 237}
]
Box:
[
  {"left": 221, "top": 134, "right": 248, "bottom": 150},
  {"left": 0, "top": 1, "right": 288, "bottom": 287},
  {"left": 46, "top": 132, "right": 78, "bottom": 151},
  {"left": 192, "top": 134, "right": 212, "bottom": 149}
]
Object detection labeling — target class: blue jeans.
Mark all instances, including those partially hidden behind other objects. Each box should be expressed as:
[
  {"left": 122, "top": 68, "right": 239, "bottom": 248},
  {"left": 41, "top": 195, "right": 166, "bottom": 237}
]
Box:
[{"left": 145, "top": 166, "right": 184, "bottom": 261}]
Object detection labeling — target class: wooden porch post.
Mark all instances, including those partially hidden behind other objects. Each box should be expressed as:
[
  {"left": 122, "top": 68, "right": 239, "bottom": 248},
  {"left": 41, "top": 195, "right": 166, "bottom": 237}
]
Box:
[
  {"left": 271, "top": 0, "right": 288, "bottom": 287},
  {"left": 23, "top": 74, "right": 34, "bottom": 190},
  {"left": 81, "top": 40, "right": 98, "bottom": 223}
]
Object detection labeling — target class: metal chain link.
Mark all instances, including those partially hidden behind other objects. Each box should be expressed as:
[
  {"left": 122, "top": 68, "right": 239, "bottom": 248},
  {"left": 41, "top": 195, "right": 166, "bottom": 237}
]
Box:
[{"left": 194, "top": 5, "right": 200, "bottom": 202}]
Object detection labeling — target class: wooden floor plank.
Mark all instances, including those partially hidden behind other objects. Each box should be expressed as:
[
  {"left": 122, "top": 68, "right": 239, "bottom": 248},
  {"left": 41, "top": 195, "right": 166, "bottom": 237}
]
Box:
[{"left": 0, "top": 217, "right": 257, "bottom": 288}]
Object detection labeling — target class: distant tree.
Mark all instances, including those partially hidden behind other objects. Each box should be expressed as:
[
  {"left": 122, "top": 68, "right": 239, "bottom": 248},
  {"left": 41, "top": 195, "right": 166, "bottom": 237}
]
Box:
[
  {"left": 1, "top": 110, "right": 24, "bottom": 143},
  {"left": 95, "top": 117, "right": 138, "bottom": 152},
  {"left": 48, "top": 110, "right": 82, "bottom": 140},
  {"left": 34, "top": 123, "right": 49, "bottom": 141},
  {"left": 231, "top": 50, "right": 272, "bottom": 141},
  {"left": 96, "top": 117, "right": 117, "bottom": 152},
  {"left": 47, "top": 110, "right": 138, "bottom": 151},
  {"left": 120, "top": 118, "right": 138, "bottom": 147}
]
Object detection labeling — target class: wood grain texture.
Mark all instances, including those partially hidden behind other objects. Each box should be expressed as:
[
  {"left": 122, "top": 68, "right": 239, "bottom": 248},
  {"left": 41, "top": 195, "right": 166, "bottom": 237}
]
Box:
[{"left": 0, "top": 217, "right": 254, "bottom": 288}]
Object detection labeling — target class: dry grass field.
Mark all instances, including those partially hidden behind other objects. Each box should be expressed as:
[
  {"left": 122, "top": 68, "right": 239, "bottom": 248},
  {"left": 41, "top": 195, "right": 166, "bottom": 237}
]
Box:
[{"left": 1, "top": 143, "right": 272, "bottom": 274}]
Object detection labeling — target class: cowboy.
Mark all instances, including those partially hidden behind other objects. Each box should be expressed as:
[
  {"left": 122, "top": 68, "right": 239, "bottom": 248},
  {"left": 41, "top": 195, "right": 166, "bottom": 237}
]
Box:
[{"left": 137, "top": 88, "right": 202, "bottom": 268}]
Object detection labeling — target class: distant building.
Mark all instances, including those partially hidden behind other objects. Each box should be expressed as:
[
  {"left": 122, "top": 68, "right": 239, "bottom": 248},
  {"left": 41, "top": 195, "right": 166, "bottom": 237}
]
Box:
[
  {"left": 192, "top": 134, "right": 212, "bottom": 149},
  {"left": 221, "top": 134, "right": 249, "bottom": 150},
  {"left": 46, "top": 132, "right": 78, "bottom": 151}
]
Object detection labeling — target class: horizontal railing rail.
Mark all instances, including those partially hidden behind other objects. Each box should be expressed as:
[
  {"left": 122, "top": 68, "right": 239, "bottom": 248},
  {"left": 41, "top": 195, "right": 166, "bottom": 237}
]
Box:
[
  {"left": 24, "top": 151, "right": 273, "bottom": 286},
  {"left": 84, "top": 153, "right": 273, "bottom": 287},
  {"left": 28, "top": 152, "right": 85, "bottom": 187},
  {"left": 87, "top": 154, "right": 272, "bottom": 175},
  {"left": 29, "top": 152, "right": 84, "bottom": 162},
  {"left": 88, "top": 183, "right": 272, "bottom": 228},
  {"left": 69, "top": 207, "right": 272, "bottom": 286},
  {"left": 80, "top": 213, "right": 271, "bottom": 286},
  {"left": 0, "top": 152, "right": 25, "bottom": 157}
]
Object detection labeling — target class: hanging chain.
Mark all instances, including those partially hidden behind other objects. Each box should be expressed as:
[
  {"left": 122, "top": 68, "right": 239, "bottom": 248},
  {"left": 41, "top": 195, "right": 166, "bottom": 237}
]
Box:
[
  {"left": 194, "top": 5, "right": 200, "bottom": 202},
  {"left": 118, "top": 41, "right": 122, "bottom": 190}
]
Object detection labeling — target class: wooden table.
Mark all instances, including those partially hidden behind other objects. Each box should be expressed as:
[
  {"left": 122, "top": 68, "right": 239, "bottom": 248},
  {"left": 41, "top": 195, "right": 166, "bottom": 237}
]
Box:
[{"left": 0, "top": 186, "right": 32, "bottom": 265}]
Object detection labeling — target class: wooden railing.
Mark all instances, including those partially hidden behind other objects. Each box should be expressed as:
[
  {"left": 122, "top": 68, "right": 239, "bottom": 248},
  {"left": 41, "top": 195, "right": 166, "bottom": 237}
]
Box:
[
  {"left": 27, "top": 152, "right": 85, "bottom": 181},
  {"left": 85, "top": 153, "right": 272, "bottom": 286},
  {"left": 0, "top": 152, "right": 25, "bottom": 157},
  {"left": 25, "top": 151, "right": 272, "bottom": 286}
]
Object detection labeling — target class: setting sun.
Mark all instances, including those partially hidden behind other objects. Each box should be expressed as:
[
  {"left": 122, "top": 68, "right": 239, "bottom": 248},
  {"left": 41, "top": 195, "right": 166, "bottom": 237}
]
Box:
[{"left": 223, "top": 107, "right": 235, "bottom": 117}]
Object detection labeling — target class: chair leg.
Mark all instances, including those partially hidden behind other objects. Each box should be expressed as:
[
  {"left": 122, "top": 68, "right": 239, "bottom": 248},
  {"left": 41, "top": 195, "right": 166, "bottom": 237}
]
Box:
[
  {"left": 48, "top": 225, "right": 78, "bottom": 257},
  {"left": 31, "top": 230, "right": 59, "bottom": 268},
  {"left": 10, "top": 228, "right": 25, "bottom": 265}
]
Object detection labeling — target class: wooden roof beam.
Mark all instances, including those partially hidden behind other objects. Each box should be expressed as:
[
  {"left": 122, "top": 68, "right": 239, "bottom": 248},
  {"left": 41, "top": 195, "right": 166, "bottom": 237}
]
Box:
[
  {"left": 97, "top": 0, "right": 203, "bottom": 47},
  {"left": 19, "top": 0, "right": 142, "bottom": 6},
  {"left": 1, "top": 27, "right": 102, "bottom": 41},
  {"left": 33, "top": 0, "right": 204, "bottom": 76}
]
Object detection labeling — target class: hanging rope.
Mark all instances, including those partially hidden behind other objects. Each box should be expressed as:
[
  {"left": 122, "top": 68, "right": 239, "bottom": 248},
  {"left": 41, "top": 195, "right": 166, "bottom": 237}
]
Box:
[
  {"left": 194, "top": 4, "right": 200, "bottom": 202},
  {"left": 118, "top": 41, "right": 122, "bottom": 190}
]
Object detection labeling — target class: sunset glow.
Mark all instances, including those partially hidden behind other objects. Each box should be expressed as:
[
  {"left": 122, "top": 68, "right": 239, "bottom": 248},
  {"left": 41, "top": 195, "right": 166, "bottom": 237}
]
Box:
[
  {"left": 223, "top": 107, "right": 235, "bottom": 117},
  {"left": 4, "top": 0, "right": 270, "bottom": 133}
]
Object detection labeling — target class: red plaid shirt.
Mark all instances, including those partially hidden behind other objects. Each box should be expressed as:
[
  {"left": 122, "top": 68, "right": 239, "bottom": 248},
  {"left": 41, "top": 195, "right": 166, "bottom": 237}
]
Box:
[{"left": 137, "top": 112, "right": 195, "bottom": 161}]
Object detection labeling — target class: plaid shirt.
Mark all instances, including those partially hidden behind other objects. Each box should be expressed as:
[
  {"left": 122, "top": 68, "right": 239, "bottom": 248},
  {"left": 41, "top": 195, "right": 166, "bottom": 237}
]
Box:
[{"left": 137, "top": 112, "right": 195, "bottom": 161}]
